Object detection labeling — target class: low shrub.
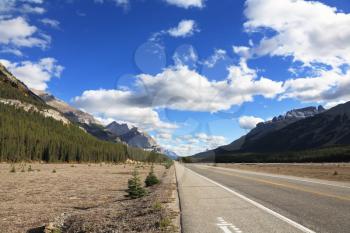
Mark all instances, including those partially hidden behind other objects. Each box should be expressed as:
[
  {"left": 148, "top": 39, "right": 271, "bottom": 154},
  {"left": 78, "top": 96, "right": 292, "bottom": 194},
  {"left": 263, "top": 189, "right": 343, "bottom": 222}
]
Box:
[
  {"left": 10, "top": 166, "right": 16, "bottom": 173},
  {"left": 145, "top": 166, "right": 160, "bottom": 187},
  {"left": 28, "top": 165, "right": 34, "bottom": 172},
  {"left": 164, "top": 161, "right": 174, "bottom": 169}
]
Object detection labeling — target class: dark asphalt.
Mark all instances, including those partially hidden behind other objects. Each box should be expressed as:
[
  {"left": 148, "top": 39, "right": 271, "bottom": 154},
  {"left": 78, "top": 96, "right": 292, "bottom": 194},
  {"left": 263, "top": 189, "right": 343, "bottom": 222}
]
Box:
[{"left": 184, "top": 164, "right": 350, "bottom": 233}]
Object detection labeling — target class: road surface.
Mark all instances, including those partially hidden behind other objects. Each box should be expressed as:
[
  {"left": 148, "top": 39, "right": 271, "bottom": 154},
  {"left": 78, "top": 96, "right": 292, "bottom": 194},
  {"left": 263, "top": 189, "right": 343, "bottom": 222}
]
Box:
[{"left": 175, "top": 163, "right": 350, "bottom": 233}]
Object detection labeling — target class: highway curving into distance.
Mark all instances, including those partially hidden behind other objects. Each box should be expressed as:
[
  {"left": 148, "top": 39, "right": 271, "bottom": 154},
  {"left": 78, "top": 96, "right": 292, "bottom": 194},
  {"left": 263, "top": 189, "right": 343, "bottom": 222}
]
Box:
[{"left": 175, "top": 163, "right": 350, "bottom": 233}]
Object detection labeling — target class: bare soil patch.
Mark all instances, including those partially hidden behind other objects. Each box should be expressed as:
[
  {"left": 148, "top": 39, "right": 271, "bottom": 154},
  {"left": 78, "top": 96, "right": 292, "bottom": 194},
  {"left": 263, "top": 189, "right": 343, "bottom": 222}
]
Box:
[
  {"left": 215, "top": 163, "right": 350, "bottom": 182},
  {"left": 0, "top": 163, "right": 179, "bottom": 233}
]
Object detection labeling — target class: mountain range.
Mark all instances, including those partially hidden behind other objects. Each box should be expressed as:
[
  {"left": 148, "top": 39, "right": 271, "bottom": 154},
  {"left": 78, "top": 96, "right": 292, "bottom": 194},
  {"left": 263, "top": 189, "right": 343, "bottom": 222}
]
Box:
[
  {"left": 32, "top": 87, "right": 178, "bottom": 159},
  {"left": 0, "top": 63, "right": 174, "bottom": 158},
  {"left": 192, "top": 103, "right": 350, "bottom": 162}
]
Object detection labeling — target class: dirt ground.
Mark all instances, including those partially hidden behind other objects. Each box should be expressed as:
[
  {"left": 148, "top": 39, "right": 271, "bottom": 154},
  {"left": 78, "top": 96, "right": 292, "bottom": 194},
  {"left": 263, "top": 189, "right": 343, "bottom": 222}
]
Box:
[
  {"left": 214, "top": 163, "right": 350, "bottom": 182},
  {"left": 0, "top": 163, "right": 179, "bottom": 233}
]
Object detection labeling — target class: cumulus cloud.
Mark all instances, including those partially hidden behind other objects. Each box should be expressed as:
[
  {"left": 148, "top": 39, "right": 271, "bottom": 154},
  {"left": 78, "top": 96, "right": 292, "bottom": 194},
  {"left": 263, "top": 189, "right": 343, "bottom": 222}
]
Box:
[
  {"left": 244, "top": 0, "right": 350, "bottom": 68},
  {"left": 0, "top": 1, "right": 50, "bottom": 55},
  {"left": 235, "top": 0, "right": 350, "bottom": 106},
  {"left": 73, "top": 89, "right": 178, "bottom": 131},
  {"left": 0, "top": 17, "right": 50, "bottom": 49},
  {"left": 280, "top": 68, "right": 350, "bottom": 104},
  {"left": 73, "top": 60, "right": 283, "bottom": 131},
  {"left": 168, "top": 20, "right": 198, "bottom": 37},
  {"left": 0, "top": 0, "right": 45, "bottom": 15},
  {"left": 19, "top": 3, "right": 45, "bottom": 14},
  {"left": 157, "top": 133, "right": 227, "bottom": 156},
  {"left": 151, "top": 19, "right": 199, "bottom": 41},
  {"left": 136, "top": 60, "right": 283, "bottom": 112},
  {"left": 239, "top": 115, "right": 264, "bottom": 130},
  {"left": 0, "top": 58, "right": 64, "bottom": 91},
  {"left": 164, "top": 0, "right": 204, "bottom": 9}
]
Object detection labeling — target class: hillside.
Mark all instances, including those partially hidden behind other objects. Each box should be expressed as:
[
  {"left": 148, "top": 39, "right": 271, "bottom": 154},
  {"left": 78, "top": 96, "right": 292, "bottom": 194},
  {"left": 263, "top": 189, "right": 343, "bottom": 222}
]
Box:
[
  {"left": 0, "top": 64, "right": 45, "bottom": 107},
  {"left": 32, "top": 90, "right": 178, "bottom": 159},
  {"left": 33, "top": 89, "right": 117, "bottom": 142},
  {"left": 190, "top": 104, "right": 350, "bottom": 163},
  {"left": 0, "top": 63, "right": 169, "bottom": 163},
  {"left": 241, "top": 102, "right": 350, "bottom": 152}
]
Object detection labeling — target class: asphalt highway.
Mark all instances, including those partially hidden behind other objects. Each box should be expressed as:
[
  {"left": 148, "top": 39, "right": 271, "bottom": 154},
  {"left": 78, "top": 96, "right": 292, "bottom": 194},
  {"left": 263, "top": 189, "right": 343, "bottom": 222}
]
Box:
[{"left": 175, "top": 163, "right": 350, "bottom": 233}]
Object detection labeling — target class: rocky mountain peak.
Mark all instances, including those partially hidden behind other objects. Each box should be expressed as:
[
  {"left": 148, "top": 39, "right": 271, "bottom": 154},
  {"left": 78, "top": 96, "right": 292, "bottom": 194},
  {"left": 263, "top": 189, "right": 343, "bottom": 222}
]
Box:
[
  {"left": 32, "top": 89, "right": 101, "bottom": 126},
  {"left": 267, "top": 105, "right": 325, "bottom": 125},
  {"left": 106, "top": 121, "right": 132, "bottom": 137},
  {"left": 106, "top": 121, "right": 158, "bottom": 150}
]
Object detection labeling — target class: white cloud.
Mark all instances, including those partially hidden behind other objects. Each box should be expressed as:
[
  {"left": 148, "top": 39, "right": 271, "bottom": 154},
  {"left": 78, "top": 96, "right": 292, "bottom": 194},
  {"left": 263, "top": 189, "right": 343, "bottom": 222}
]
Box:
[
  {"left": 150, "top": 20, "right": 199, "bottom": 41},
  {"left": 40, "top": 18, "right": 60, "bottom": 29},
  {"left": 168, "top": 19, "right": 198, "bottom": 38},
  {"left": 73, "top": 60, "right": 283, "bottom": 122},
  {"left": 19, "top": 4, "right": 45, "bottom": 14},
  {"left": 157, "top": 133, "right": 227, "bottom": 156},
  {"left": 73, "top": 59, "right": 283, "bottom": 132},
  {"left": 136, "top": 60, "right": 283, "bottom": 112},
  {"left": 0, "top": 17, "right": 50, "bottom": 50},
  {"left": 244, "top": 0, "right": 350, "bottom": 68},
  {"left": 233, "top": 46, "right": 251, "bottom": 60},
  {"left": 173, "top": 45, "right": 198, "bottom": 67},
  {"left": 0, "top": 48, "right": 23, "bottom": 56},
  {"left": 239, "top": 116, "right": 264, "bottom": 130},
  {"left": 0, "top": 0, "right": 45, "bottom": 15},
  {"left": 202, "top": 49, "right": 227, "bottom": 68},
  {"left": 94, "top": 0, "right": 129, "bottom": 9},
  {"left": 73, "top": 89, "right": 178, "bottom": 131},
  {"left": 236, "top": 0, "right": 350, "bottom": 107},
  {"left": 0, "top": 58, "right": 64, "bottom": 91},
  {"left": 164, "top": 0, "right": 204, "bottom": 9},
  {"left": 280, "top": 68, "right": 350, "bottom": 104}
]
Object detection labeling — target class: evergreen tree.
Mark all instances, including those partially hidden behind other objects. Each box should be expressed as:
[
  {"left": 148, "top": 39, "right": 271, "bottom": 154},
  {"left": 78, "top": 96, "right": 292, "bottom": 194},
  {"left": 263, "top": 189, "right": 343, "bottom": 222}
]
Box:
[
  {"left": 127, "top": 169, "right": 146, "bottom": 199},
  {"left": 145, "top": 165, "right": 160, "bottom": 187}
]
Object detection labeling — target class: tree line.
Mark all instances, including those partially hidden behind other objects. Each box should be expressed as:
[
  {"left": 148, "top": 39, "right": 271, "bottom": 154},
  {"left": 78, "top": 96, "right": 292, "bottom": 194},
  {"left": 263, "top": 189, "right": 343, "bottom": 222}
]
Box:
[{"left": 0, "top": 103, "right": 169, "bottom": 163}]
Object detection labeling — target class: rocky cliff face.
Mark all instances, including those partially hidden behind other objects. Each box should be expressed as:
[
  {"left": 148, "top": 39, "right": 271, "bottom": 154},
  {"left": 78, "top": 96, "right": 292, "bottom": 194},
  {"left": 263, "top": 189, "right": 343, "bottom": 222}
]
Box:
[
  {"left": 106, "top": 121, "right": 178, "bottom": 158},
  {"left": 0, "top": 99, "right": 70, "bottom": 125},
  {"left": 106, "top": 122, "right": 159, "bottom": 150},
  {"left": 33, "top": 90, "right": 101, "bottom": 125},
  {"left": 244, "top": 106, "right": 326, "bottom": 144}
]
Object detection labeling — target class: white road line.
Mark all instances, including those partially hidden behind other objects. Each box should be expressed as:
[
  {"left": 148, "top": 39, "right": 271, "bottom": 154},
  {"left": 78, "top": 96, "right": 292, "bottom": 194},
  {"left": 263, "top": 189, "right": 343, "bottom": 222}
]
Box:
[
  {"left": 219, "top": 226, "right": 233, "bottom": 233},
  {"left": 217, "top": 217, "right": 242, "bottom": 233},
  {"left": 189, "top": 167, "right": 316, "bottom": 233},
  {"left": 203, "top": 165, "right": 350, "bottom": 189}
]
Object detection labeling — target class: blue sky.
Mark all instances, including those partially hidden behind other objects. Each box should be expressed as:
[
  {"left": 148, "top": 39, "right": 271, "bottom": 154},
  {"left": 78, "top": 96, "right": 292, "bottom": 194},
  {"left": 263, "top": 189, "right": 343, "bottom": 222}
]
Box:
[{"left": 1, "top": 0, "right": 350, "bottom": 156}]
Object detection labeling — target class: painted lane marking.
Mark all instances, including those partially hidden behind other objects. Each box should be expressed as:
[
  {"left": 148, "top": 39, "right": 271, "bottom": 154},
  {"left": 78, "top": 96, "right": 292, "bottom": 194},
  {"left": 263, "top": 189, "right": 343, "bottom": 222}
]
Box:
[
  {"left": 217, "top": 217, "right": 242, "bottom": 233},
  {"left": 203, "top": 165, "right": 350, "bottom": 189},
  {"left": 185, "top": 167, "right": 316, "bottom": 233},
  {"left": 212, "top": 169, "right": 350, "bottom": 202}
]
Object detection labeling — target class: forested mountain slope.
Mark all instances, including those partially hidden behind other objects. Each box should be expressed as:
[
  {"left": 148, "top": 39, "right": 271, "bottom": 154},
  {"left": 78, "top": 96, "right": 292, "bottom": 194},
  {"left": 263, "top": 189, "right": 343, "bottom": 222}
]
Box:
[
  {"left": 190, "top": 103, "right": 350, "bottom": 163},
  {"left": 0, "top": 63, "right": 168, "bottom": 163}
]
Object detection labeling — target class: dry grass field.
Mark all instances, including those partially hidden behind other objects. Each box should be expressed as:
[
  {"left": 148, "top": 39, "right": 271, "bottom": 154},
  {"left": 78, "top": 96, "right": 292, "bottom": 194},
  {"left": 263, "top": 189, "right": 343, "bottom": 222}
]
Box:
[
  {"left": 215, "top": 163, "right": 350, "bottom": 182},
  {"left": 0, "top": 163, "right": 178, "bottom": 233}
]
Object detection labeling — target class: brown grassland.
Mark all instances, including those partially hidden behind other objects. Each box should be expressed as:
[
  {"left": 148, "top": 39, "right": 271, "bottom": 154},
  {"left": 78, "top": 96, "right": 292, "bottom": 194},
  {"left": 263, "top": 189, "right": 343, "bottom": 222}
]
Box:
[
  {"left": 0, "top": 163, "right": 179, "bottom": 233},
  {"left": 215, "top": 163, "right": 350, "bottom": 182}
]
